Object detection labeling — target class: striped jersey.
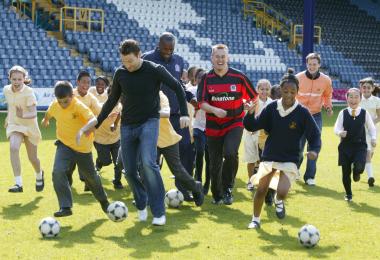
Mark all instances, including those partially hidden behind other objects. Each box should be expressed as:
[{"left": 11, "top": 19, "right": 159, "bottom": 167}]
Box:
[{"left": 197, "top": 68, "right": 257, "bottom": 137}]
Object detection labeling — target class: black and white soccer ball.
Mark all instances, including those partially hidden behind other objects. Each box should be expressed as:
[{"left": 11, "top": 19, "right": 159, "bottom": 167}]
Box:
[
  {"left": 39, "top": 217, "right": 60, "bottom": 238},
  {"left": 107, "top": 201, "right": 128, "bottom": 222},
  {"left": 298, "top": 224, "right": 320, "bottom": 248},
  {"left": 165, "top": 189, "right": 184, "bottom": 208}
]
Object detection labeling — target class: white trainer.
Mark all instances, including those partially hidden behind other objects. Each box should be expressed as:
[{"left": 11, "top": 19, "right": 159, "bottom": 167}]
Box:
[
  {"left": 138, "top": 207, "right": 148, "bottom": 222},
  {"left": 152, "top": 215, "right": 166, "bottom": 226},
  {"left": 306, "top": 178, "right": 316, "bottom": 186}
]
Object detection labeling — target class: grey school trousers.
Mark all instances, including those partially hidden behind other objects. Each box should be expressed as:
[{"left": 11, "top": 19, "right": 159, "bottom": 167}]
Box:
[{"left": 52, "top": 140, "right": 108, "bottom": 208}]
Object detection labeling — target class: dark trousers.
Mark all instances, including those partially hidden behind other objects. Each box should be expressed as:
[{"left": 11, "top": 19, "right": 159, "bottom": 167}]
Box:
[
  {"left": 207, "top": 127, "right": 243, "bottom": 200},
  {"left": 159, "top": 143, "right": 199, "bottom": 193},
  {"left": 193, "top": 128, "right": 210, "bottom": 188},
  {"left": 94, "top": 140, "right": 122, "bottom": 182},
  {"left": 52, "top": 140, "right": 108, "bottom": 208},
  {"left": 341, "top": 162, "right": 365, "bottom": 196}
]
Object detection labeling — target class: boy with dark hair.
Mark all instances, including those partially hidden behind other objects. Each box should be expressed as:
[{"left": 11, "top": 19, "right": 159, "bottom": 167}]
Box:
[{"left": 42, "top": 81, "right": 110, "bottom": 217}]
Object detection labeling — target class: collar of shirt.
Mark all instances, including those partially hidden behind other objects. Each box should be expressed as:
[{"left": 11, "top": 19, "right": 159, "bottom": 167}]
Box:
[
  {"left": 277, "top": 99, "right": 299, "bottom": 117},
  {"left": 347, "top": 106, "right": 362, "bottom": 116}
]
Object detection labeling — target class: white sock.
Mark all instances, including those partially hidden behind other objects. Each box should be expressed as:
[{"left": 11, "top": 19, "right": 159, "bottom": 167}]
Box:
[
  {"left": 15, "top": 176, "right": 22, "bottom": 186},
  {"left": 252, "top": 216, "right": 260, "bottom": 223},
  {"left": 36, "top": 171, "right": 43, "bottom": 180},
  {"left": 366, "top": 163, "right": 374, "bottom": 178}
]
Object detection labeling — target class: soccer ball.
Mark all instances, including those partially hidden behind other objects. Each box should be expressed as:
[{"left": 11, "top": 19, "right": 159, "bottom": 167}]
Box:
[
  {"left": 107, "top": 201, "right": 128, "bottom": 222},
  {"left": 298, "top": 224, "right": 320, "bottom": 248},
  {"left": 39, "top": 217, "right": 60, "bottom": 238},
  {"left": 165, "top": 189, "right": 184, "bottom": 208}
]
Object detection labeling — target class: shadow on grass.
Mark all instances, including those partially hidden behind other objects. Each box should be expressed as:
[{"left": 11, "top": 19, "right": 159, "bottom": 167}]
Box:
[
  {"left": 1, "top": 196, "right": 43, "bottom": 220},
  {"left": 348, "top": 201, "right": 380, "bottom": 218},
  {"left": 52, "top": 219, "right": 107, "bottom": 248},
  {"left": 255, "top": 227, "right": 340, "bottom": 258},
  {"left": 96, "top": 209, "right": 200, "bottom": 258},
  {"left": 296, "top": 183, "right": 344, "bottom": 201}
]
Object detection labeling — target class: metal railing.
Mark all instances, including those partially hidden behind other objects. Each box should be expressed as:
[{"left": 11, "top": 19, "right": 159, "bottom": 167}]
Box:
[
  {"left": 292, "top": 24, "right": 322, "bottom": 45},
  {"left": 59, "top": 6, "right": 104, "bottom": 32}
]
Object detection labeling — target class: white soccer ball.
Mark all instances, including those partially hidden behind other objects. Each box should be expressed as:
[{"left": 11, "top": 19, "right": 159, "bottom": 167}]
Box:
[
  {"left": 39, "top": 217, "right": 60, "bottom": 238},
  {"left": 107, "top": 201, "right": 128, "bottom": 222},
  {"left": 165, "top": 189, "right": 184, "bottom": 208},
  {"left": 298, "top": 224, "right": 320, "bottom": 248}
]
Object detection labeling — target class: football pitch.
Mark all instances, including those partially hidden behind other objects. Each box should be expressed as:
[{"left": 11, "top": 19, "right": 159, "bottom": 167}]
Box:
[{"left": 0, "top": 109, "right": 379, "bottom": 259}]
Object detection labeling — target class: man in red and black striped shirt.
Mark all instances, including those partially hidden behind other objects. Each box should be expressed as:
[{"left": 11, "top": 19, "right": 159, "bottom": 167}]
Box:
[{"left": 197, "top": 44, "right": 257, "bottom": 205}]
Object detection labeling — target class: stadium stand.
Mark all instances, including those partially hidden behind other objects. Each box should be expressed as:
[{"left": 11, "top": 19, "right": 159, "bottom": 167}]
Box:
[
  {"left": 264, "top": 0, "right": 379, "bottom": 86},
  {"left": 1, "top": 0, "right": 379, "bottom": 102},
  {"left": 350, "top": 0, "right": 380, "bottom": 22},
  {"left": 0, "top": 2, "right": 95, "bottom": 88}
]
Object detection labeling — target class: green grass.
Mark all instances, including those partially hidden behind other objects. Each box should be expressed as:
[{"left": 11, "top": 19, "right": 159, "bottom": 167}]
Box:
[{"left": 0, "top": 109, "right": 379, "bottom": 259}]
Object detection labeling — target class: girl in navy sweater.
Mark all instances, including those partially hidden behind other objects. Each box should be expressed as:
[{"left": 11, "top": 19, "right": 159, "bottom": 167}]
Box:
[
  {"left": 334, "top": 88, "right": 376, "bottom": 201},
  {"left": 243, "top": 69, "right": 321, "bottom": 229}
]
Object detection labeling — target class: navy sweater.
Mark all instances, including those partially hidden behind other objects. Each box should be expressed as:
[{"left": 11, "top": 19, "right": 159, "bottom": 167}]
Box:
[{"left": 243, "top": 101, "right": 321, "bottom": 164}]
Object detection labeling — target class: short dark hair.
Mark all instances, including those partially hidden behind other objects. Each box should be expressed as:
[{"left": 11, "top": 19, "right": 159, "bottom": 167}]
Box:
[
  {"left": 195, "top": 68, "right": 206, "bottom": 79},
  {"left": 280, "top": 68, "right": 299, "bottom": 90},
  {"left": 187, "top": 66, "right": 198, "bottom": 76},
  {"left": 159, "top": 32, "right": 176, "bottom": 44},
  {"left": 77, "top": 70, "right": 91, "bottom": 81},
  {"left": 306, "top": 52, "right": 321, "bottom": 64},
  {"left": 270, "top": 84, "right": 281, "bottom": 100},
  {"left": 54, "top": 81, "right": 73, "bottom": 98},
  {"left": 359, "top": 77, "right": 375, "bottom": 87},
  {"left": 119, "top": 39, "right": 140, "bottom": 56}
]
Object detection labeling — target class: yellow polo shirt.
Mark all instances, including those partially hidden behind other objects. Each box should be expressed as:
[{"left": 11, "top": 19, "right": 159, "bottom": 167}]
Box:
[
  {"left": 47, "top": 98, "right": 95, "bottom": 153},
  {"left": 158, "top": 91, "right": 182, "bottom": 148},
  {"left": 95, "top": 103, "right": 122, "bottom": 145},
  {"left": 89, "top": 86, "right": 108, "bottom": 104},
  {"left": 73, "top": 88, "right": 101, "bottom": 115}
]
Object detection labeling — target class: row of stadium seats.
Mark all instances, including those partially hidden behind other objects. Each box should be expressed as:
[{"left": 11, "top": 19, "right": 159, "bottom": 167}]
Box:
[
  {"left": 264, "top": 0, "right": 380, "bottom": 85},
  {"left": 0, "top": 3, "right": 91, "bottom": 88}
]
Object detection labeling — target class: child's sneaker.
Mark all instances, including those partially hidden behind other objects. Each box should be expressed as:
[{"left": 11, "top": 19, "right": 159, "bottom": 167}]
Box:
[
  {"left": 368, "top": 177, "right": 375, "bottom": 187},
  {"left": 344, "top": 194, "right": 353, "bottom": 202},
  {"left": 35, "top": 171, "right": 44, "bottom": 192},
  {"left": 275, "top": 199, "right": 286, "bottom": 219},
  {"left": 248, "top": 220, "right": 260, "bottom": 229},
  {"left": 8, "top": 184, "right": 23, "bottom": 193},
  {"left": 246, "top": 182, "right": 254, "bottom": 191}
]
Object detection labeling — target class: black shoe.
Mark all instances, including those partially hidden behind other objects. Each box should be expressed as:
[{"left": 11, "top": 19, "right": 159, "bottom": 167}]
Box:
[
  {"left": 54, "top": 207, "right": 72, "bottom": 217},
  {"left": 100, "top": 200, "right": 110, "bottom": 213},
  {"left": 35, "top": 171, "right": 44, "bottom": 192},
  {"left": 275, "top": 200, "right": 286, "bottom": 219},
  {"left": 353, "top": 172, "right": 360, "bottom": 182},
  {"left": 265, "top": 189, "right": 274, "bottom": 206},
  {"left": 67, "top": 173, "right": 73, "bottom": 186},
  {"left": 84, "top": 184, "right": 90, "bottom": 192},
  {"left": 8, "top": 184, "right": 23, "bottom": 193},
  {"left": 223, "top": 189, "right": 234, "bottom": 205},
  {"left": 192, "top": 181, "right": 205, "bottom": 207},
  {"left": 112, "top": 180, "right": 124, "bottom": 190},
  {"left": 183, "top": 193, "right": 194, "bottom": 202},
  {"left": 211, "top": 198, "right": 223, "bottom": 205},
  {"left": 368, "top": 177, "right": 375, "bottom": 187},
  {"left": 203, "top": 184, "right": 209, "bottom": 195}
]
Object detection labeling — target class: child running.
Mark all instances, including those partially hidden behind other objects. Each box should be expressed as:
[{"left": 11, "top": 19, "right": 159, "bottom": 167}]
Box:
[
  {"left": 3, "top": 65, "right": 44, "bottom": 192},
  {"left": 243, "top": 79, "right": 272, "bottom": 192},
  {"left": 359, "top": 77, "right": 380, "bottom": 187},
  {"left": 42, "top": 81, "right": 110, "bottom": 217},
  {"left": 243, "top": 69, "right": 321, "bottom": 229},
  {"left": 334, "top": 88, "right": 376, "bottom": 201}
]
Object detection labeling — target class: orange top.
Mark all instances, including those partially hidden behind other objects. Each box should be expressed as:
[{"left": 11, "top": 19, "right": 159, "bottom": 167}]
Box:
[{"left": 296, "top": 71, "right": 333, "bottom": 115}]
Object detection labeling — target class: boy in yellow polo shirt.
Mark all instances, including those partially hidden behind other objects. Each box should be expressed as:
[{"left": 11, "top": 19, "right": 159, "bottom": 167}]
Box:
[
  {"left": 158, "top": 91, "right": 204, "bottom": 206},
  {"left": 42, "top": 81, "right": 110, "bottom": 217},
  {"left": 70, "top": 71, "right": 102, "bottom": 190}
]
